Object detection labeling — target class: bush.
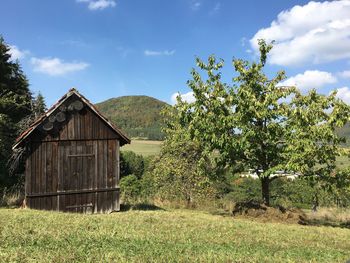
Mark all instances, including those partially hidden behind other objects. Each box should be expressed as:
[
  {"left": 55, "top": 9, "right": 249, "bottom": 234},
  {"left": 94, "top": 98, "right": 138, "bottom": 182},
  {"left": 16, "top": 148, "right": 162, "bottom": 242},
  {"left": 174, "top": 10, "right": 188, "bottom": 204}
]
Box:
[
  {"left": 120, "top": 151, "right": 145, "bottom": 179},
  {"left": 224, "top": 176, "right": 350, "bottom": 209},
  {"left": 0, "top": 185, "right": 24, "bottom": 207},
  {"left": 120, "top": 175, "right": 141, "bottom": 204}
]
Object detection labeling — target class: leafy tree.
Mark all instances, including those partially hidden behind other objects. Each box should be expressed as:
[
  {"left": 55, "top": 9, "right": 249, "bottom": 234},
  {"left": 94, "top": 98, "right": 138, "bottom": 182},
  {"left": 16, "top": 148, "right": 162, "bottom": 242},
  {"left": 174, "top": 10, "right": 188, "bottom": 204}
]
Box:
[
  {"left": 0, "top": 37, "right": 32, "bottom": 187},
  {"left": 148, "top": 105, "right": 220, "bottom": 206},
  {"left": 174, "top": 40, "right": 350, "bottom": 205},
  {"left": 285, "top": 90, "right": 350, "bottom": 210},
  {"left": 120, "top": 151, "right": 145, "bottom": 179}
]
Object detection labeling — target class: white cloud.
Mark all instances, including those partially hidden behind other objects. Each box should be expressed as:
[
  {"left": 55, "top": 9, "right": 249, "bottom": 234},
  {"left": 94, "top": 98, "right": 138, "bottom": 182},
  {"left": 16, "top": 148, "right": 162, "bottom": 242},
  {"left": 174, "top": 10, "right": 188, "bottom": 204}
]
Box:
[
  {"left": 31, "top": 57, "right": 89, "bottom": 76},
  {"left": 8, "top": 45, "right": 29, "bottom": 60},
  {"left": 171, "top": 91, "right": 195, "bottom": 104},
  {"left": 210, "top": 2, "right": 221, "bottom": 15},
  {"left": 190, "top": 1, "right": 201, "bottom": 10},
  {"left": 279, "top": 70, "right": 337, "bottom": 91},
  {"left": 250, "top": 1, "right": 350, "bottom": 66},
  {"left": 144, "top": 50, "right": 175, "bottom": 56},
  {"left": 77, "top": 0, "right": 116, "bottom": 10},
  {"left": 339, "top": 70, "right": 350, "bottom": 79},
  {"left": 336, "top": 86, "right": 350, "bottom": 104}
]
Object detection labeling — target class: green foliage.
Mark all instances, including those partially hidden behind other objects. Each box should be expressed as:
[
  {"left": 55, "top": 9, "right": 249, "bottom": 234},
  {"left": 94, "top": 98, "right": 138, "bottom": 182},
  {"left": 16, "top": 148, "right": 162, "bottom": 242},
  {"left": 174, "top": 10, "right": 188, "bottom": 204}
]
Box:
[
  {"left": 33, "top": 92, "right": 47, "bottom": 118},
  {"left": 120, "top": 174, "right": 142, "bottom": 204},
  {"left": 285, "top": 90, "right": 350, "bottom": 179},
  {"left": 146, "top": 104, "right": 223, "bottom": 206},
  {"left": 119, "top": 151, "right": 154, "bottom": 203},
  {"left": 96, "top": 95, "right": 168, "bottom": 140},
  {"left": 173, "top": 39, "right": 350, "bottom": 205},
  {"left": 0, "top": 36, "right": 32, "bottom": 188},
  {"left": 225, "top": 177, "right": 350, "bottom": 209},
  {"left": 120, "top": 151, "right": 145, "bottom": 179},
  {"left": 226, "top": 177, "right": 262, "bottom": 203}
]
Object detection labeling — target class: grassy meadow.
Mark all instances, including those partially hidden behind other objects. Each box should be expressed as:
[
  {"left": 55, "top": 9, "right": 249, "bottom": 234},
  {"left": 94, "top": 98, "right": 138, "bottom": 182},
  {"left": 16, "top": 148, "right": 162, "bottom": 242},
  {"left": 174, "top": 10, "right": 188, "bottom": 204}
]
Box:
[
  {"left": 1, "top": 208, "right": 350, "bottom": 262},
  {"left": 121, "top": 139, "right": 162, "bottom": 156}
]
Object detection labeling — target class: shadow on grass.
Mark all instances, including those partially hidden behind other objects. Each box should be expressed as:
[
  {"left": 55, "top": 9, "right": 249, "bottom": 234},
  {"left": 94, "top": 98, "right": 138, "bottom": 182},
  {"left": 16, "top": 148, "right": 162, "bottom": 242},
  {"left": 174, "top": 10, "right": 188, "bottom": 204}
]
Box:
[
  {"left": 299, "top": 218, "right": 350, "bottom": 229},
  {"left": 120, "top": 203, "right": 165, "bottom": 212}
]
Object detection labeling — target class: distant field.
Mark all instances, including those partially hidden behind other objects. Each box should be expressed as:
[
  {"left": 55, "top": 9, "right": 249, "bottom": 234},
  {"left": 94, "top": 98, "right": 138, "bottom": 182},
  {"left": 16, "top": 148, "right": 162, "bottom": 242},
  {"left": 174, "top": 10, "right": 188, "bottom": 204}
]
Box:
[
  {"left": 336, "top": 155, "right": 350, "bottom": 169},
  {"left": 121, "top": 140, "right": 162, "bottom": 156},
  {"left": 0, "top": 208, "right": 349, "bottom": 262}
]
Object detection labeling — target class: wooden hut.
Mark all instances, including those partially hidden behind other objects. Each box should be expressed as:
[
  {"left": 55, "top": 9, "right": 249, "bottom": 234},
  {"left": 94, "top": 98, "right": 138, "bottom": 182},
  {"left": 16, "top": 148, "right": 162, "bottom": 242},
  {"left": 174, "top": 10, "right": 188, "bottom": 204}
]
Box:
[{"left": 13, "top": 88, "right": 130, "bottom": 213}]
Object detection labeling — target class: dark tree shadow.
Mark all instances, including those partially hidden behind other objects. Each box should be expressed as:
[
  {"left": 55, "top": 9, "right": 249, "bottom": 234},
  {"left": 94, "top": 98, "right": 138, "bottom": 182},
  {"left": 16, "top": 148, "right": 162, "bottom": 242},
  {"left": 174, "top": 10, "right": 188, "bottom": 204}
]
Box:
[
  {"left": 299, "top": 217, "right": 350, "bottom": 229},
  {"left": 120, "top": 203, "right": 165, "bottom": 211}
]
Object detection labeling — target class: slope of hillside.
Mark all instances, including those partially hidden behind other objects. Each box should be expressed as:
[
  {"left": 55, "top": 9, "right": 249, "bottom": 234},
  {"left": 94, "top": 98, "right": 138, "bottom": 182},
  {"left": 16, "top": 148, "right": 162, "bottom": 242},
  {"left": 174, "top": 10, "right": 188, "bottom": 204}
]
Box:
[{"left": 95, "top": 96, "right": 168, "bottom": 140}]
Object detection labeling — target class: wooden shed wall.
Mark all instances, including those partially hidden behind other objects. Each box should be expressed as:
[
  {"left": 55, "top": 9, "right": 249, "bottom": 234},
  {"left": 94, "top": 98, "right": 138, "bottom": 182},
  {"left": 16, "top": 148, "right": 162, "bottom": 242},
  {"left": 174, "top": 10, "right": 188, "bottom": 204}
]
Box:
[
  {"left": 26, "top": 139, "right": 120, "bottom": 213},
  {"left": 24, "top": 99, "right": 122, "bottom": 213},
  {"left": 31, "top": 104, "right": 120, "bottom": 142}
]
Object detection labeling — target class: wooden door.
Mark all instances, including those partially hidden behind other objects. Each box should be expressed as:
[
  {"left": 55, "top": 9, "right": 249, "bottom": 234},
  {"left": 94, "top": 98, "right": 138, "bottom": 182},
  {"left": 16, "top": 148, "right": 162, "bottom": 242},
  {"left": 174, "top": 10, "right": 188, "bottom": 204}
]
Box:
[{"left": 58, "top": 140, "right": 97, "bottom": 213}]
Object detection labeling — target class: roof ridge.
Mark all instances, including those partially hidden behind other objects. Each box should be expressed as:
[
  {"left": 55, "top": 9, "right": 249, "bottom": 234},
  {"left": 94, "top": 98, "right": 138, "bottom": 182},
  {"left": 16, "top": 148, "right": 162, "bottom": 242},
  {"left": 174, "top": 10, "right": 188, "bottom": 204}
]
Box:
[{"left": 13, "top": 88, "right": 130, "bottom": 149}]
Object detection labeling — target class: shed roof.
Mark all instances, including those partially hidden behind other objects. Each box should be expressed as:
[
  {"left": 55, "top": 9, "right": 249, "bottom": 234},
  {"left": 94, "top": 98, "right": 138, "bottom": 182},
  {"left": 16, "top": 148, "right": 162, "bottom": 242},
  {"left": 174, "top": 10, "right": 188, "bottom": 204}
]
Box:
[{"left": 13, "top": 88, "right": 130, "bottom": 149}]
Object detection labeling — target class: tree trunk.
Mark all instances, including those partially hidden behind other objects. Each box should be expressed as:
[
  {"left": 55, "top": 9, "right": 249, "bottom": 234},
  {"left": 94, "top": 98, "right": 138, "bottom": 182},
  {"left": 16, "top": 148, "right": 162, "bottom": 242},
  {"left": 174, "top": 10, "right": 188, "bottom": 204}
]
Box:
[{"left": 261, "top": 177, "right": 270, "bottom": 206}]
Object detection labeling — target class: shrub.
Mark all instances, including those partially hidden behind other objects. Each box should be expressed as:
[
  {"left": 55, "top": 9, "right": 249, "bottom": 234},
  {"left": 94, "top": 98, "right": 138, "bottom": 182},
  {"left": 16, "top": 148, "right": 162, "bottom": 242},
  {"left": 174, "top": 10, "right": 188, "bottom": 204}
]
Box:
[
  {"left": 120, "top": 175, "right": 141, "bottom": 204},
  {"left": 120, "top": 151, "right": 145, "bottom": 179}
]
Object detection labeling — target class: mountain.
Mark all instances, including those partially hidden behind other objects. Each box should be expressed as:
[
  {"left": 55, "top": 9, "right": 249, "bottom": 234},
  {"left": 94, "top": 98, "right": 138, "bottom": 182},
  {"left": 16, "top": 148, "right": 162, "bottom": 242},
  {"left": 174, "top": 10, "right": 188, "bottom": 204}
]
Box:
[{"left": 95, "top": 95, "right": 169, "bottom": 140}]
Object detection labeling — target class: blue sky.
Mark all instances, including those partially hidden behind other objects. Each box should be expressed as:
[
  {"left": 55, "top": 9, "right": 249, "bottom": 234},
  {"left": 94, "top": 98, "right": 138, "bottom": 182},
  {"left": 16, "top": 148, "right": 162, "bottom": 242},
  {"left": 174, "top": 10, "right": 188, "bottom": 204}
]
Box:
[{"left": 1, "top": 0, "right": 350, "bottom": 106}]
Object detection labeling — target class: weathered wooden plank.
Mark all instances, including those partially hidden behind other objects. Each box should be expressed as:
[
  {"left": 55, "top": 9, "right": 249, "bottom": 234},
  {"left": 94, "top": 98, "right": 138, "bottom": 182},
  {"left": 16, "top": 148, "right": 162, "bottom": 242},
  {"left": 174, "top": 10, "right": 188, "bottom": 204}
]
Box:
[
  {"left": 68, "top": 153, "right": 95, "bottom": 157},
  {"left": 107, "top": 140, "right": 114, "bottom": 212},
  {"left": 46, "top": 142, "right": 52, "bottom": 210},
  {"left": 102, "top": 140, "right": 108, "bottom": 213},
  {"left": 26, "top": 187, "right": 120, "bottom": 197},
  {"left": 60, "top": 115, "right": 68, "bottom": 140},
  {"left": 37, "top": 143, "right": 42, "bottom": 209},
  {"left": 75, "top": 111, "right": 81, "bottom": 141},
  {"left": 114, "top": 140, "right": 120, "bottom": 211},
  {"left": 97, "top": 140, "right": 104, "bottom": 213},
  {"left": 31, "top": 145, "right": 36, "bottom": 208},
  {"left": 93, "top": 140, "right": 98, "bottom": 213},
  {"left": 116, "top": 140, "right": 120, "bottom": 186},
  {"left": 71, "top": 141, "right": 77, "bottom": 212},
  {"left": 61, "top": 142, "right": 69, "bottom": 211},
  {"left": 86, "top": 108, "right": 92, "bottom": 139},
  {"left": 107, "top": 140, "right": 113, "bottom": 188},
  {"left": 76, "top": 141, "right": 83, "bottom": 212},
  {"left": 67, "top": 113, "right": 75, "bottom": 140},
  {"left": 25, "top": 145, "right": 32, "bottom": 208},
  {"left": 51, "top": 141, "right": 58, "bottom": 210}
]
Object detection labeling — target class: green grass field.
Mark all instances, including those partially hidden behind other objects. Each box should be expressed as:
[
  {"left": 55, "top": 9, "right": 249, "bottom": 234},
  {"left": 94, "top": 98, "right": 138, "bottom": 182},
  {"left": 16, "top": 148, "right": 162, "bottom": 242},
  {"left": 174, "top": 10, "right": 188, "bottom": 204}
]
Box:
[
  {"left": 336, "top": 155, "right": 350, "bottom": 169},
  {"left": 121, "top": 139, "right": 162, "bottom": 156},
  {"left": 0, "top": 208, "right": 349, "bottom": 262}
]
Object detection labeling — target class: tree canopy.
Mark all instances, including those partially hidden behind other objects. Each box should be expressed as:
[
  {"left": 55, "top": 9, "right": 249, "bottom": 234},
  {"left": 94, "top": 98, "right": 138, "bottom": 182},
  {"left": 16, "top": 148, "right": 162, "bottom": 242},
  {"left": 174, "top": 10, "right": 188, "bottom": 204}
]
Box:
[
  {"left": 0, "top": 37, "right": 32, "bottom": 187},
  {"left": 172, "top": 40, "right": 350, "bottom": 205}
]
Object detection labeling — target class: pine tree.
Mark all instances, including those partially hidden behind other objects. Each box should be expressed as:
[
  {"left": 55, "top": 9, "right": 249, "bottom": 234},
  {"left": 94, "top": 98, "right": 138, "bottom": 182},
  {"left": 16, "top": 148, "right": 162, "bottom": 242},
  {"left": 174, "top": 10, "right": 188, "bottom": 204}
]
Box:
[{"left": 0, "top": 36, "right": 32, "bottom": 187}]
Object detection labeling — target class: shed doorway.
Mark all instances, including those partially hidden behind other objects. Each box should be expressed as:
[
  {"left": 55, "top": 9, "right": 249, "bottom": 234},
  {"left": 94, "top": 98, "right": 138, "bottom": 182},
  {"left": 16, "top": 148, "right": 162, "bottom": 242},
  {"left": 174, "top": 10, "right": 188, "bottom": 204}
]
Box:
[{"left": 58, "top": 141, "right": 97, "bottom": 213}]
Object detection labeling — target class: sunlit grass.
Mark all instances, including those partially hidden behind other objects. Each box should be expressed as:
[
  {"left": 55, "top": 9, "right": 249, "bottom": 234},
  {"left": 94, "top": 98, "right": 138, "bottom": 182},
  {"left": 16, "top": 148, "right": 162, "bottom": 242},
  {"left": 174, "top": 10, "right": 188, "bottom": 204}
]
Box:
[
  {"left": 121, "top": 139, "right": 162, "bottom": 156},
  {"left": 0, "top": 208, "right": 349, "bottom": 262}
]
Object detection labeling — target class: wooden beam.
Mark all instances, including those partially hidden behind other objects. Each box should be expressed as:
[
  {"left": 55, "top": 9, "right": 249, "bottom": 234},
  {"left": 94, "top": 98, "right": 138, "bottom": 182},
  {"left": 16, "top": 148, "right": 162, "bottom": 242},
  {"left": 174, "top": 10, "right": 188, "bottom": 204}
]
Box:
[{"left": 27, "top": 187, "right": 120, "bottom": 197}]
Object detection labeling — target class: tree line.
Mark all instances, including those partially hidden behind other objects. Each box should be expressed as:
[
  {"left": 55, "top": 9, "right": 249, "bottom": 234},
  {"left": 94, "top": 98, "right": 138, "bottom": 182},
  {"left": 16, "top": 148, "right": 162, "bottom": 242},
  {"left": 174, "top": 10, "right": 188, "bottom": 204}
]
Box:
[{"left": 0, "top": 37, "right": 46, "bottom": 191}]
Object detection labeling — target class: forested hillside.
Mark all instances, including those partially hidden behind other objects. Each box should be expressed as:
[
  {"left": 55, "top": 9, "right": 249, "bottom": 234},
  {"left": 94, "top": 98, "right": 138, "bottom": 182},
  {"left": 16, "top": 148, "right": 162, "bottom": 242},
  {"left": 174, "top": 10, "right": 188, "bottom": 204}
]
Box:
[{"left": 95, "top": 96, "right": 168, "bottom": 140}]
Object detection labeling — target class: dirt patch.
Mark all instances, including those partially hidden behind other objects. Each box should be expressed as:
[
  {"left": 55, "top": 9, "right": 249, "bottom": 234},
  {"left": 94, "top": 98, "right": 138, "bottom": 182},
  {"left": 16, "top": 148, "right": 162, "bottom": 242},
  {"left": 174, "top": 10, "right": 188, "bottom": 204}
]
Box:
[{"left": 232, "top": 200, "right": 306, "bottom": 224}]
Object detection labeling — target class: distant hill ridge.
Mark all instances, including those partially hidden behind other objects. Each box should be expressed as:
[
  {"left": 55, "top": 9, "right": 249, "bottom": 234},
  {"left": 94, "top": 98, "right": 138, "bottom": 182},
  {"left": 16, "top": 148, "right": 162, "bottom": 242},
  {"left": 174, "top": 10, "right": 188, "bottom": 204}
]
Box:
[{"left": 95, "top": 95, "right": 168, "bottom": 140}]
